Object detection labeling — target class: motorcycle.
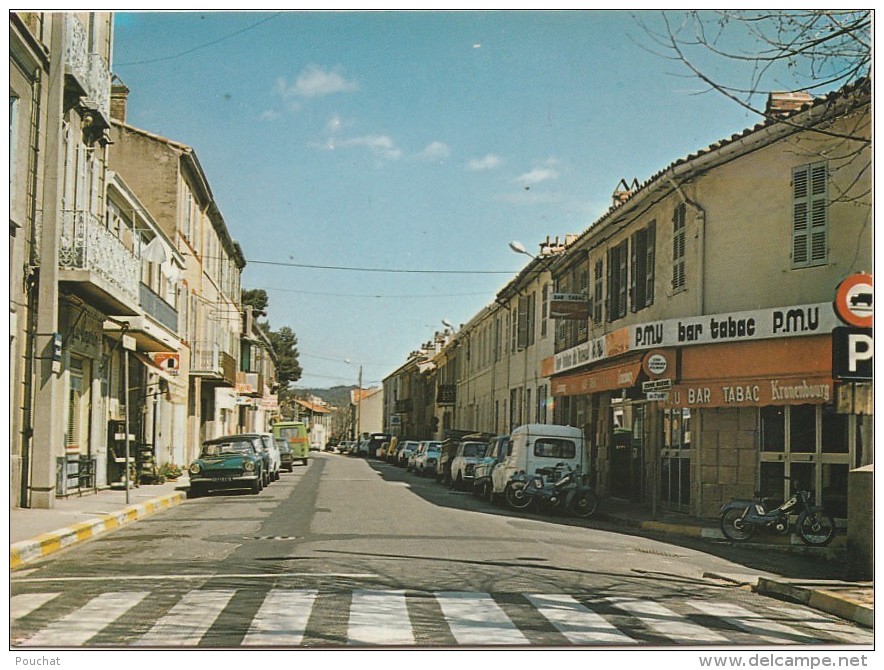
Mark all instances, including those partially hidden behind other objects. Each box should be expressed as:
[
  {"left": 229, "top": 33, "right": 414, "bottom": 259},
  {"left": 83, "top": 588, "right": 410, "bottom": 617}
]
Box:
[
  {"left": 719, "top": 479, "right": 836, "bottom": 546},
  {"left": 505, "top": 463, "right": 598, "bottom": 518}
]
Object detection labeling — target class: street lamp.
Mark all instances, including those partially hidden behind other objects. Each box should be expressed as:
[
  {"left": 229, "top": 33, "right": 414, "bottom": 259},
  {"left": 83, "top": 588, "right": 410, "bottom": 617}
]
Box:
[{"left": 509, "top": 240, "right": 534, "bottom": 258}]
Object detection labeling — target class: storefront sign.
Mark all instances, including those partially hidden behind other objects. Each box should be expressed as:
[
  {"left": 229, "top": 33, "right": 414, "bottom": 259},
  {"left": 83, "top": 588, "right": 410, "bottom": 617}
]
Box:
[
  {"left": 554, "top": 302, "right": 839, "bottom": 375},
  {"left": 665, "top": 376, "right": 832, "bottom": 408},
  {"left": 551, "top": 358, "right": 642, "bottom": 397},
  {"left": 549, "top": 293, "right": 590, "bottom": 320},
  {"left": 150, "top": 352, "right": 180, "bottom": 375}
]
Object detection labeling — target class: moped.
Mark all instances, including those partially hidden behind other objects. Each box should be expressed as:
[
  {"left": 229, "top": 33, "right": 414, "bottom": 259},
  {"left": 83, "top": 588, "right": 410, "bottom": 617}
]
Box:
[
  {"left": 719, "top": 479, "right": 836, "bottom": 546},
  {"left": 505, "top": 463, "right": 598, "bottom": 518}
]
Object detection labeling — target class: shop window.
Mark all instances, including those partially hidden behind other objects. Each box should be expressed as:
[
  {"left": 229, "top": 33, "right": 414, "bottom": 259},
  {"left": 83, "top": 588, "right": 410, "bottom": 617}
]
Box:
[
  {"left": 821, "top": 463, "right": 849, "bottom": 518},
  {"left": 821, "top": 406, "right": 849, "bottom": 453},
  {"left": 663, "top": 408, "right": 691, "bottom": 449},
  {"left": 760, "top": 461, "right": 786, "bottom": 506},
  {"left": 790, "top": 404, "right": 816, "bottom": 453},
  {"left": 761, "top": 406, "right": 785, "bottom": 452}
]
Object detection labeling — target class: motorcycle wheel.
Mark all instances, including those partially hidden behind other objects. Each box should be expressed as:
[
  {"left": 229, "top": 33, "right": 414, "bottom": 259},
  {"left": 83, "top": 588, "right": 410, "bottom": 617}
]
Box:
[
  {"left": 720, "top": 507, "right": 754, "bottom": 541},
  {"left": 505, "top": 482, "right": 534, "bottom": 509},
  {"left": 568, "top": 490, "right": 598, "bottom": 518},
  {"left": 797, "top": 510, "right": 836, "bottom": 546}
]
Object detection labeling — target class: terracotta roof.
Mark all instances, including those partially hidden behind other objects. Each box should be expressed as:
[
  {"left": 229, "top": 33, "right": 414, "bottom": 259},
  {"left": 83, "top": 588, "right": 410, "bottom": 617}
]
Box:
[{"left": 295, "top": 398, "right": 332, "bottom": 414}]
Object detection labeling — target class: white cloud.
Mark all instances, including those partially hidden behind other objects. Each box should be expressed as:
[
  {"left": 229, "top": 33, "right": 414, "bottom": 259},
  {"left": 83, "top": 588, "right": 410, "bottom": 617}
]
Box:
[
  {"left": 417, "top": 141, "right": 450, "bottom": 161},
  {"left": 275, "top": 65, "right": 359, "bottom": 100},
  {"left": 339, "top": 134, "right": 402, "bottom": 160},
  {"left": 515, "top": 158, "right": 561, "bottom": 185},
  {"left": 260, "top": 109, "right": 281, "bottom": 121},
  {"left": 467, "top": 154, "right": 503, "bottom": 171}
]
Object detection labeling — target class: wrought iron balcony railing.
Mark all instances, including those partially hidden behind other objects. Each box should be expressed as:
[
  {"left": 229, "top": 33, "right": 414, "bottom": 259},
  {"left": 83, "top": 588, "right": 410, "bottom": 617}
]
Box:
[
  {"left": 59, "top": 209, "right": 139, "bottom": 306},
  {"left": 139, "top": 283, "right": 178, "bottom": 333}
]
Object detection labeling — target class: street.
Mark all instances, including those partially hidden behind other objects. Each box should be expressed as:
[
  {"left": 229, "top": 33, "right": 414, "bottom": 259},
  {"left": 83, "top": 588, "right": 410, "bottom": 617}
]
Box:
[{"left": 11, "top": 452, "right": 873, "bottom": 649}]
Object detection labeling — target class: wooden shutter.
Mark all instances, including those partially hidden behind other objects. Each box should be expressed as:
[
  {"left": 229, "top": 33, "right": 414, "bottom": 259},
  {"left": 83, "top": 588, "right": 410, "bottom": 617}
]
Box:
[
  {"left": 645, "top": 221, "right": 656, "bottom": 307},
  {"left": 793, "top": 162, "right": 828, "bottom": 267},
  {"left": 672, "top": 204, "right": 686, "bottom": 290}
]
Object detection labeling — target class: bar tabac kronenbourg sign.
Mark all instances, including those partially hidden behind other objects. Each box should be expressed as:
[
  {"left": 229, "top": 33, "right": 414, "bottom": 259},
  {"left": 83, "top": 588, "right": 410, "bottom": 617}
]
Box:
[{"left": 549, "top": 293, "right": 590, "bottom": 319}]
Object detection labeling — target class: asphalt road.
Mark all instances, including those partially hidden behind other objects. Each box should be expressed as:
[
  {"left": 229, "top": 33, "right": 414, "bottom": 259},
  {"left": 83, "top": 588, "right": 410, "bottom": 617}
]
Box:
[{"left": 10, "top": 452, "right": 874, "bottom": 649}]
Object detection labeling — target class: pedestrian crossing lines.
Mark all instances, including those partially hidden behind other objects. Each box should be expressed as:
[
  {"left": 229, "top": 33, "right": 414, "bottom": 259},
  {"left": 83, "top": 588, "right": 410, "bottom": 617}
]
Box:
[{"left": 11, "top": 588, "right": 872, "bottom": 648}]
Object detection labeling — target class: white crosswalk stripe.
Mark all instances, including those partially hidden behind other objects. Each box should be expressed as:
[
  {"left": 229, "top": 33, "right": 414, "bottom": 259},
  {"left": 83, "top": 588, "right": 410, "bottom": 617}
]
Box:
[
  {"left": 135, "top": 590, "right": 234, "bottom": 646},
  {"left": 10, "top": 588, "right": 872, "bottom": 648},
  {"left": 435, "top": 591, "right": 529, "bottom": 645},
  {"left": 11, "top": 593, "right": 61, "bottom": 621},
  {"left": 687, "top": 600, "right": 818, "bottom": 644},
  {"left": 606, "top": 597, "right": 730, "bottom": 644},
  {"left": 527, "top": 593, "right": 638, "bottom": 645},
  {"left": 348, "top": 590, "right": 415, "bottom": 646},
  {"left": 20, "top": 591, "right": 148, "bottom": 647},
  {"left": 242, "top": 589, "right": 317, "bottom": 646}
]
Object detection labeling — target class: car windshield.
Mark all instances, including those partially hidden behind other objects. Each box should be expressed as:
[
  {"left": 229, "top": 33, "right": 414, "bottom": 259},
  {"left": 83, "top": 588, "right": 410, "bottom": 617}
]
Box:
[
  {"left": 427, "top": 446, "right": 441, "bottom": 454},
  {"left": 201, "top": 440, "right": 255, "bottom": 457},
  {"left": 533, "top": 438, "right": 576, "bottom": 459},
  {"left": 462, "top": 443, "right": 486, "bottom": 458},
  {"left": 278, "top": 427, "right": 304, "bottom": 439}
]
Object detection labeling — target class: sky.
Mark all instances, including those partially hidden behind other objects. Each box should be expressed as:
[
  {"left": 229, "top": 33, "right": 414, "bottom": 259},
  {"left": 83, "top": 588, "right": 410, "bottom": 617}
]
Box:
[{"left": 110, "top": 9, "right": 816, "bottom": 390}]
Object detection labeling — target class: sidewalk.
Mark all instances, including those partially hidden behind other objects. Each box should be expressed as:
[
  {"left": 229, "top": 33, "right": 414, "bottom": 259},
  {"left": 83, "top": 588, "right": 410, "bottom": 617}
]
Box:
[
  {"left": 592, "top": 498, "right": 872, "bottom": 628},
  {"left": 9, "top": 476, "right": 189, "bottom": 569},
  {"left": 8, "top": 482, "right": 873, "bottom": 629}
]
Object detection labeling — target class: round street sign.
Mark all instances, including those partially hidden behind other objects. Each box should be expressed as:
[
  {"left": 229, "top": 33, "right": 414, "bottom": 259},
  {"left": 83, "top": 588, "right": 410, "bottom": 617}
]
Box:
[{"left": 834, "top": 273, "right": 873, "bottom": 328}]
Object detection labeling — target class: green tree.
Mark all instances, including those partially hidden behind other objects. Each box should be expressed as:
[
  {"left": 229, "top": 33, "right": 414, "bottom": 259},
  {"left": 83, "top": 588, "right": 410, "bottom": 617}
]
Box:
[{"left": 242, "top": 288, "right": 269, "bottom": 314}]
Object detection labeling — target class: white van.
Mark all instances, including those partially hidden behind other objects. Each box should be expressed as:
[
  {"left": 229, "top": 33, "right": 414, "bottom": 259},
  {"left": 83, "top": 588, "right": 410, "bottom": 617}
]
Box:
[{"left": 490, "top": 424, "right": 586, "bottom": 500}]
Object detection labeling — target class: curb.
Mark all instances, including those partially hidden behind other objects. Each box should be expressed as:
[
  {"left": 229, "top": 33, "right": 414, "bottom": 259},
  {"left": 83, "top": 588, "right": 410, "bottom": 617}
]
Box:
[
  {"left": 755, "top": 577, "right": 874, "bottom": 629},
  {"left": 10, "top": 491, "right": 186, "bottom": 570}
]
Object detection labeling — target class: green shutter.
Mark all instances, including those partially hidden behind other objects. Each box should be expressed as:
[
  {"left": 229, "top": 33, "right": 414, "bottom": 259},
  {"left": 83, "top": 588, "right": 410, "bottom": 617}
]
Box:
[{"left": 793, "top": 162, "right": 827, "bottom": 267}]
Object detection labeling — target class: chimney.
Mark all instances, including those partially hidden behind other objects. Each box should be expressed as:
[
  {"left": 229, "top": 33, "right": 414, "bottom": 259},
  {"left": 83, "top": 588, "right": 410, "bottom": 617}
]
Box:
[
  {"left": 766, "top": 91, "right": 814, "bottom": 118},
  {"left": 110, "top": 77, "right": 130, "bottom": 123}
]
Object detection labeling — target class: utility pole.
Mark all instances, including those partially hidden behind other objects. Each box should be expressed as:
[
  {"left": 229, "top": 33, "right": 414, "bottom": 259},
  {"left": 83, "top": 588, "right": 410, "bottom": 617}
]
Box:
[{"left": 356, "top": 365, "right": 363, "bottom": 441}]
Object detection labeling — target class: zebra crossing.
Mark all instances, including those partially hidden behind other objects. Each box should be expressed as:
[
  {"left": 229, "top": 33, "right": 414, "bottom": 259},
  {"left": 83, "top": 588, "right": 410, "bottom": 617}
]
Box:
[{"left": 11, "top": 587, "right": 873, "bottom": 648}]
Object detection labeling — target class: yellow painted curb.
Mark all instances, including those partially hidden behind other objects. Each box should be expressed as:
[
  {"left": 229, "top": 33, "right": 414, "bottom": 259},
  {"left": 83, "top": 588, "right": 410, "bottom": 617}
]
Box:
[{"left": 10, "top": 491, "right": 186, "bottom": 570}]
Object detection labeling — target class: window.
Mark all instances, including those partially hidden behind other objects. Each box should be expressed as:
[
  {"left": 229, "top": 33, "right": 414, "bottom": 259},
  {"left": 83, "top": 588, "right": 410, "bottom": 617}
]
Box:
[
  {"left": 606, "top": 240, "right": 628, "bottom": 321},
  {"left": 631, "top": 222, "right": 656, "bottom": 311},
  {"left": 792, "top": 162, "right": 828, "bottom": 267},
  {"left": 672, "top": 204, "right": 686, "bottom": 292},
  {"left": 533, "top": 438, "right": 576, "bottom": 459},
  {"left": 541, "top": 284, "right": 549, "bottom": 338}
]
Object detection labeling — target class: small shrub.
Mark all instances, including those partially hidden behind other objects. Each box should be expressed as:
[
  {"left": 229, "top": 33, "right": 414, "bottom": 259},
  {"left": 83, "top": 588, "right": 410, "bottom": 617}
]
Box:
[{"left": 158, "top": 463, "right": 182, "bottom": 479}]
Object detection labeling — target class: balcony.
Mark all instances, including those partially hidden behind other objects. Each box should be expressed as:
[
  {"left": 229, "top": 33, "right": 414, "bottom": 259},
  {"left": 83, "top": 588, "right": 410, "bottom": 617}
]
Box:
[
  {"left": 63, "top": 16, "right": 111, "bottom": 125},
  {"left": 436, "top": 384, "right": 457, "bottom": 405},
  {"left": 140, "top": 283, "right": 178, "bottom": 333},
  {"left": 59, "top": 209, "right": 139, "bottom": 314},
  {"left": 191, "top": 341, "right": 236, "bottom": 386}
]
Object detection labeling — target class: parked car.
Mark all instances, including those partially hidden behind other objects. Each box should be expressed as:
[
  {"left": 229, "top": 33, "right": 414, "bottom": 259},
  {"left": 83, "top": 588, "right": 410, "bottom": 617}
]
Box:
[
  {"left": 490, "top": 424, "right": 586, "bottom": 502},
  {"left": 437, "top": 432, "right": 492, "bottom": 485},
  {"left": 277, "top": 439, "right": 294, "bottom": 472},
  {"left": 235, "top": 432, "right": 274, "bottom": 486},
  {"left": 272, "top": 421, "right": 310, "bottom": 466},
  {"left": 412, "top": 441, "right": 442, "bottom": 477},
  {"left": 473, "top": 435, "right": 511, "bottom": 501},
  {"left": 188, "top": 434, "right": 266, "bottom": 496},
  {"left": 367, "top": 433, "right": 393, "bottom": 459},
  {"left": 398, "top": 440, "right": 420, "bottom": 467},
  {"left": 449, "top": 439, "right": 490, "bottom": 491}
]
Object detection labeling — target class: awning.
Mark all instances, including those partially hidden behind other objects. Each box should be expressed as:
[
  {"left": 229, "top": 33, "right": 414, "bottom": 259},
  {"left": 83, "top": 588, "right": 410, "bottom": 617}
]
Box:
[{"left": 551, "top": 355, "right": 644, "bottom": 397}]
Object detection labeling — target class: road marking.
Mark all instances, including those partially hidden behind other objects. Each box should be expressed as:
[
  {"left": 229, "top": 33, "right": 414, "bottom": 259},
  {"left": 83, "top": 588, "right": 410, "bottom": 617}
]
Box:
[
  {"left": 688, "top": 601, "right": 819, "bottom": 644},
  {"left": 526, "top": 593, "right": 637, "bottom": 645},
  {"left": 242, "top": 589, "right": 317, "bottom": 646},
  {"left": 348, "top": 590, "right": 415, "bottom": 646},
  {"left": 12, "top": 572, "right": 379, "bottom": 583},
  {"left": 759, "top": 604, "right": 872, "bottom": 644},
  {"left": 607, "top": 597, "right": 729, "bottom": 644},
  {"left": 136, "top": 590, "right": 234, "bottom": 646},
  {"left": 436, "top": 591, "right": 529, "bottom": 645},
  {"left": 10, "top": 593, "right": 61, "bottom": 621},
  {"left": 20, "top": 591, "right": 148, "bottom": 647}
]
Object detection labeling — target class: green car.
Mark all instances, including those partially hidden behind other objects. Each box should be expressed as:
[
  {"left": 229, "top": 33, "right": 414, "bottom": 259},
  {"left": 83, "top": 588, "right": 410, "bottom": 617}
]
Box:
[{"left": 188, "top": 435, "right": 266, "bottom": 496}]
